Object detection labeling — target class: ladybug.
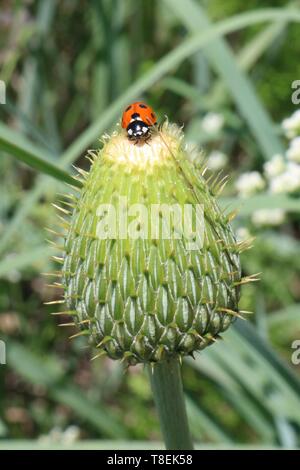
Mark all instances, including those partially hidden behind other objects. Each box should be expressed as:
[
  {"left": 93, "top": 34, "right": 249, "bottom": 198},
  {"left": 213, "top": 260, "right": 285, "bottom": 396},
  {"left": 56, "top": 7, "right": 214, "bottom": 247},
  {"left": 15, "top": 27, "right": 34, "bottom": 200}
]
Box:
[{"left": 121, "top": 101, "right": 157, "bottom": 143}]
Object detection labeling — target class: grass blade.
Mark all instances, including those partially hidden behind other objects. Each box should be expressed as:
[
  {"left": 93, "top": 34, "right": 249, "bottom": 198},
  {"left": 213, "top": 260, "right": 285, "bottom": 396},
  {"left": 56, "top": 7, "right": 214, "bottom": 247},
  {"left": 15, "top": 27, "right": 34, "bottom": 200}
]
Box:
[
  {"left": 234, "top": 320, "right": 300, "bottom": 398},
  {"left": 187, "top": 355, "right": 276, "bottom": 442},
  {"left": 186, "top": 396, "right": 233, "bottom": 443},
  {"left": 0, "top": 124, "right": 80, "bottom": 187},
  {"left": 220, "top": 193, "right": 300, "bottom": 215}
]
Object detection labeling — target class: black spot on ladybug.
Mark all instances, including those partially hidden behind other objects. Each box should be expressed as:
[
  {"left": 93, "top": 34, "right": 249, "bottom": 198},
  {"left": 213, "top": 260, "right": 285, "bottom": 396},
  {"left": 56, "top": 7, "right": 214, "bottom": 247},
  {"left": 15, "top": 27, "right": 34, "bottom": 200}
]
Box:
[
  {"left": 139, "top": 104, "right": 147, "bottom": 109},
  {"left": 131, "top": 113, "right": 140, "bottom": 119},
  {"left": 125, "top": 105, "right": 132, "bottom": 111}
]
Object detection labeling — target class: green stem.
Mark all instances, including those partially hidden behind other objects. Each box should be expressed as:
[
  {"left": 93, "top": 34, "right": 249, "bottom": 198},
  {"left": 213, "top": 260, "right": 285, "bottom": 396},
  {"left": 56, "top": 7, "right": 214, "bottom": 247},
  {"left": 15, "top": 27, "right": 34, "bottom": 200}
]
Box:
[{"left": 148, "top": 357, "right": 193, "bottom": 450}]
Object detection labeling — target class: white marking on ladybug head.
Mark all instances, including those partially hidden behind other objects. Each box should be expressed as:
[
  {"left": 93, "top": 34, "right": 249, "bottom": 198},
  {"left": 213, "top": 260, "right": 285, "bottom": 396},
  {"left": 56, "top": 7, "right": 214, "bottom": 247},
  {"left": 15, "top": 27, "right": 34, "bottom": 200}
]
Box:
[{"left": 130, "top": 117, "right": 142, "bottom": 122}]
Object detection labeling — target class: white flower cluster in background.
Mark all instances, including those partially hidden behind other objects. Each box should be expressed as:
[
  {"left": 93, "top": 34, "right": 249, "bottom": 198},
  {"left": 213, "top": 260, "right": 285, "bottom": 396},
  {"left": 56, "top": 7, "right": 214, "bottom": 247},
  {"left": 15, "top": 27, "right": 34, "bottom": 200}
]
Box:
[
  {"left": 234, "top": 109, "right": 300, "bottom": 227},
  {"left": 269, "top": 162, "right": 300, "bottom": 194},
  {"left": 263, "top": 154, "right": 285, "bottom": 178},
  {"left": 286, "top": 136, "right": 300, "bottom": 163},
  {"left": 282, "top": 109, "right": 300, "bottom": 139},
  {"left": 206, "top": 150, "right": 228, "bottom": 170},
  {"left": 235, "top": 171, "right": 265, "bottom": 197},
  {"left": 201, "top": 112, "right": 224, "bottom": 135},
  {"left": 251, "top": 208, "right": 286, "bottom": 227},
  {"left": 38, "top": 425, "right": 80, "bottom": 445}
]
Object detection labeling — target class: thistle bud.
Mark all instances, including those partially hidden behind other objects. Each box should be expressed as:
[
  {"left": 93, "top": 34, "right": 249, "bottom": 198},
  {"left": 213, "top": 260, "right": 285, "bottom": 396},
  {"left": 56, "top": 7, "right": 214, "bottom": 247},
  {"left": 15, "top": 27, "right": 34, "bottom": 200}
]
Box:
[{"left": 57, "top": 123, "right": 243, "bottom": 365}]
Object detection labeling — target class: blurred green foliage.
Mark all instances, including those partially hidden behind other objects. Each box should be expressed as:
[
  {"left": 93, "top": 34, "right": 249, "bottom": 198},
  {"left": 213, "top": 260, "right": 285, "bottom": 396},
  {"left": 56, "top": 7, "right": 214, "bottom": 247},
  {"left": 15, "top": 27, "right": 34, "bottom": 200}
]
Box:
[
  {"left": 0, "top": 0, "right": 300, "bottom": 449},
  {"left": 207, "top": 0, "right": 300, "bottom": 117}
]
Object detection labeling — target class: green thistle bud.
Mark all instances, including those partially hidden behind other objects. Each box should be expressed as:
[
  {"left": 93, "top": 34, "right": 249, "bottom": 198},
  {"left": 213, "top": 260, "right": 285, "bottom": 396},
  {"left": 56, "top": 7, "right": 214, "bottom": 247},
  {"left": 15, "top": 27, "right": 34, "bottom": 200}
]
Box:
[{"left": 57, "top": 122, "right": 244, "bottom": 366}]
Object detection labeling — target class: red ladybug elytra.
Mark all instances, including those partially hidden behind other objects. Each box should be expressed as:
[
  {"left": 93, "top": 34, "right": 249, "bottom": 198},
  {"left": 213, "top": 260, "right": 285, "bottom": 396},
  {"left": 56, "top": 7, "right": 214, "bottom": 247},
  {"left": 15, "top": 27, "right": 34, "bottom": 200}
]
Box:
[{"left": 121, "top": 101, "right": 157, "bottom": 143}]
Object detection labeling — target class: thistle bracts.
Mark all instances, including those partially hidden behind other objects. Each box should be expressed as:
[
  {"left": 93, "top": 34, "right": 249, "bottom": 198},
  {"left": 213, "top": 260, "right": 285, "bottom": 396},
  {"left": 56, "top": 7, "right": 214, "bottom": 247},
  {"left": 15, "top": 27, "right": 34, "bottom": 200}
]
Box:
[{"left": 51, "top": 123, "right": 249, "bottom": 366}]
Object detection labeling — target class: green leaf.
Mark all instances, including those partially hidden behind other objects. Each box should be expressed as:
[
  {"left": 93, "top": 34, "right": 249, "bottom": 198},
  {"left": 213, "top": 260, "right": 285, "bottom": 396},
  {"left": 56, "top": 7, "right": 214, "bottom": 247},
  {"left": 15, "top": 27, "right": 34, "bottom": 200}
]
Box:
[
  {"left": 186, "top": 396, "right": 233, "bottom": 443},
  {"left": 220, "top": 193, "right": 300, "bottom": 215},
  {"left": 0, "top": 123, "right": 81, "bottom": 187},
  {"left": 237, "top": 20, "right": 288, "bottom": 71},
  {"left": 187, "top": 353, "right": 276, "bottom": 442},
  {"left": 235, "top": 320, "right": 300, "bottom": 398},
  {"left": 188, "top": 319, "right": 300, "bottom": 442}
]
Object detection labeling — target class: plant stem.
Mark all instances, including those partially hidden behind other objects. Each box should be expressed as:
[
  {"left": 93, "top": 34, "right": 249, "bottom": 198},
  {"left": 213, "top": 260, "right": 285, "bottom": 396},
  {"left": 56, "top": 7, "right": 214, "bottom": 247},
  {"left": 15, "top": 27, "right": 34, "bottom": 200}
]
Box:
[{"left": 148, "top": 357, "right": 193, "bottom": 450}]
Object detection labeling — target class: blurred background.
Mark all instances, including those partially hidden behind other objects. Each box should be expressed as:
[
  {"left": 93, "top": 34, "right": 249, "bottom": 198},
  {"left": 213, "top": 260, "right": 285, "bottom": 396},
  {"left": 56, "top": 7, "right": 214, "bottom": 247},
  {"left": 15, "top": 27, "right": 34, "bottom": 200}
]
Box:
[{"left": 0, "top": 0, "right": 300, "bottom": 449}]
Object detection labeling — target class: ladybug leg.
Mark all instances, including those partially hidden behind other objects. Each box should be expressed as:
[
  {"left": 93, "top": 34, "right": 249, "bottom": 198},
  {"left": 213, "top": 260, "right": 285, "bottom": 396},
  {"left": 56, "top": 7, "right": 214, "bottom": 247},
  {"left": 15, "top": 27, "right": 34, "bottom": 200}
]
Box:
[{"left": 144, "top": 135, "right": 151, "bottom": 146}]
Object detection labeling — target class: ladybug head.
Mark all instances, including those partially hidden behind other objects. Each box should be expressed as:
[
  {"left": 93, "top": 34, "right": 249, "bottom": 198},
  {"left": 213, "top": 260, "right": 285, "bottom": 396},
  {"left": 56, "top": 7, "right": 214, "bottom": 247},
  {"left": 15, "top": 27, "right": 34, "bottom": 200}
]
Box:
[{"left": 126, "top": 120, "right": 150, "bottom": 141}]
